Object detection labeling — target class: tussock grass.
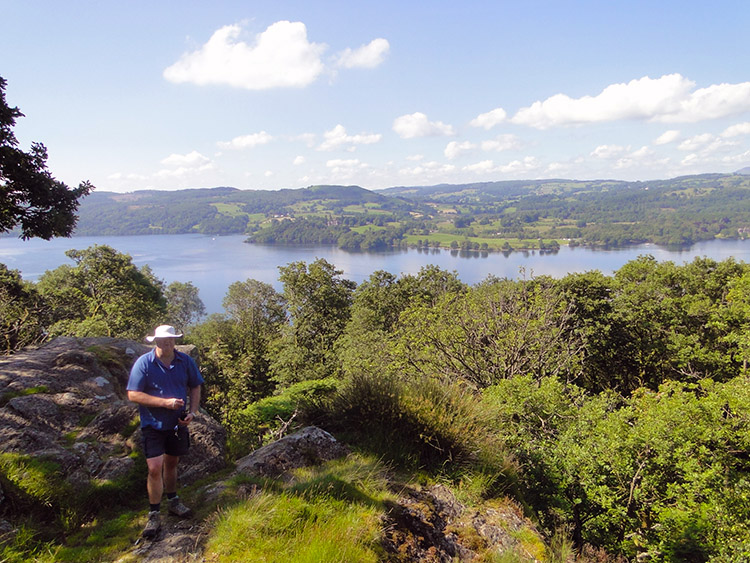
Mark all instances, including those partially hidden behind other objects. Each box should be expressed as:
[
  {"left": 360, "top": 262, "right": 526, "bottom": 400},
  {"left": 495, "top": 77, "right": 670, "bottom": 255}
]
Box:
[
  {"left": 0, "top": 451, "right": 147, "bottom": 561},
  {"left": 37, "top": 512, "right": 143, "bottom": 562},
  {"left": 204, "top": 454, "right": 391, "bottom": 562},
  {"left": 307, "top": 371, "right": 518, "bottom": 496}
]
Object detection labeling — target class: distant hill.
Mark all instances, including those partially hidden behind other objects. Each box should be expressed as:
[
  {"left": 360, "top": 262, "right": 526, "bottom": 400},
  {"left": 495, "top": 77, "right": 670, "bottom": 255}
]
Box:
[
  {"left": 74, "top": 184, "right": 420, "bottom": 236},
  {"left": 72, "top": 173, "right": 750, "bottom": 248}
]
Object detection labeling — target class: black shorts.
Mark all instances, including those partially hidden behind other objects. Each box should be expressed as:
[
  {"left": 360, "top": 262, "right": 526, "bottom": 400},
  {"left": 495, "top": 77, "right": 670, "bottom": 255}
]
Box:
[{"left": 142, "top": 425, "right": 190, "bottom": 459}]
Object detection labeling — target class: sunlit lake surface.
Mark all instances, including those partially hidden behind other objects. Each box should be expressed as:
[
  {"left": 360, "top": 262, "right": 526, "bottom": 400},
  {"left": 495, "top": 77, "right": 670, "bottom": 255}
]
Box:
[{"left": 3, "top": 234, "right": 750, "bottom": 315}]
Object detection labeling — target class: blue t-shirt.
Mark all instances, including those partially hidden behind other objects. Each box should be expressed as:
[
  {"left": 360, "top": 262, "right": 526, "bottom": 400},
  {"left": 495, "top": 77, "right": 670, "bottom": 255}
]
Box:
[{"left": 127, "top": 349, "right": 205, "bottom": 430}]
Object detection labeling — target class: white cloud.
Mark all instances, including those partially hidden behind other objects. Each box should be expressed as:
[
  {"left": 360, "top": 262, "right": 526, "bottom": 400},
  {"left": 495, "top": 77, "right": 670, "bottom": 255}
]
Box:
[
  {"left": 470, "top": 108, "right": 507, "bottom": 129},
  {"left": 464, "top": 160, "right": 496, "bottom": 173},
  {"left": 630, "top": 146, "right": 652, "bottom": 158},
  {"left": 163, "top": 21, "right": 326, "bottom": 90},
  {"left": 326, "top": 158, "right": 367, "bottom": 179},
  {"left": 293, "top": 155, "right": 306, "bottom": 165},
  {"left": 722, "top": 122, "right": 750, "bottom": 138},
  {"left": 481, "top": 134, "right": 522, "bottom": 152},
  {"left": 156, "top": 162, "right": 215, "bottom": 178},
  {"left": 546, "top": 161, "right": 568, "bottom": 173},
  {"left": 398, "top": 161, "right": 456, "bottom": 177},
  {"left": 156, "top": 150, "right": 216, "bottom": 180},
  {"left": 721, "top": 149, "right": 750, "bottom": 164},
  {"left": 680, "top": 153, "right": 700, "bottom": 167},
  {"left": 678, "top": 133, "right": 716, "bottom": 151},
  {"left": 591, "top": 145, "right": 628, "bottom": 159},
  {"left": 612, "top": 146, "right": 657, "bottom": 170},
  {"left": 406, "top": 154, "right": 425, "bottom": 161},
  {"left": 334, "top": 38, "right": 390, "bottom": 69},
  {"left": 654, "top": 130, "right": 681, "bottom": 145},
  {"left": 658, "top": 81, "right": 750, "bottom": 123},
  {"left": 318, "top": 124, "right": 382, "bottom": 151},
  {"left": 499, "top": 156, "right": 542, "bottom": 174},
  {"left": 218, "top": 131, "right": 273, "bottom": 150},
  {"left": 392, "top": 112, "right": 455, "bottom": 138},
  {"left": 678, "top": 134, "right": 738, "bottom": 159},
  {"left": 160, "top": 150, "right": 211, "bottom": 167},
  {"left": 511, "top": 74, "right": 750, "bottom": 129},
  {"left": 444, "top": 141, "right": 476, "bottom": 159},
  {"left": 463, "top": 157, "right": 541, "bottom": 175}
]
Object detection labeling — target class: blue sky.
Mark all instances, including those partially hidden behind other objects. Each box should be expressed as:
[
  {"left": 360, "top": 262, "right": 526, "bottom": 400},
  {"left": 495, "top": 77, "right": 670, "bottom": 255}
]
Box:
[{"left": 2, "top": 1, "right": 750, "bottom": 193}]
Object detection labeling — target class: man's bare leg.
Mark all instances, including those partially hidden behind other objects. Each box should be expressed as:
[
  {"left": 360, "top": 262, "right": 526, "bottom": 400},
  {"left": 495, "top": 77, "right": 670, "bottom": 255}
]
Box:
[
  {"left": 163, "top": 454, "right": 179, "bottom": 495},
  {"left": 146, "top": 455, "right": 165, "bottom": 504}
]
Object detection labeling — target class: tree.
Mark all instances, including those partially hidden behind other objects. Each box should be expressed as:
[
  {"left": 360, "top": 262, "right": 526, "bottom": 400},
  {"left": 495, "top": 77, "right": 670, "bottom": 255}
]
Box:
[
  {"left": 190, "top": 280, "right": 286, "bottom": 439},
  {"left": 0, "top": 76, "right": 93, "bottom": 239},
  {"left": 164, "top": 281, "right": 206, "bottom": 329},
  {"left": 0, "top": 264, "right": 49, "bottom": 354},
  {"left": 36, "top": 245, "right": 166, "bottom": 338},
  {"left": 223, "top": 278, "right": 286, "bottom": 333},
  {"left": 392, "top": 276, "right": 581, "bottom": 388},
  {"left": 271, "top": 259, "right": 355, "bottom": 384}
]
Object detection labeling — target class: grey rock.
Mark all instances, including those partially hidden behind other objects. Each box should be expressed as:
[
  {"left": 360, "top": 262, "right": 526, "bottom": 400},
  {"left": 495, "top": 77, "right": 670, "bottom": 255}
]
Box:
[
  {"left": 97, "top": 456, "right": 135, "bottom": 481},
  {"left": 234, "top": 425, "right": 348, "bottom": 479},
  {"left": 6, "top": 394, "right": 60, "bottom": 426}
]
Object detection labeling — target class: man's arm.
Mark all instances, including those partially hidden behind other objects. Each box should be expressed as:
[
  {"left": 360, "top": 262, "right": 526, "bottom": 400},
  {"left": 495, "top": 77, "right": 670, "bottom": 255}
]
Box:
[
  {"left": 127, "top": 390, "right": 184, "bottom": 411},
  {"left": 188, "top": 385, "right": 201, "bottom": 415},
  {"left": 178, "top": 385, "right": 201, "bottom": 425}
]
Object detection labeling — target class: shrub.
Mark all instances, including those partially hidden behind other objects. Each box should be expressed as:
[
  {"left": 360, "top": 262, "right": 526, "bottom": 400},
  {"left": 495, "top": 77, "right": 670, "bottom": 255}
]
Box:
[{"left": 309, "top": 371, "right": 517, "bottom": 490}]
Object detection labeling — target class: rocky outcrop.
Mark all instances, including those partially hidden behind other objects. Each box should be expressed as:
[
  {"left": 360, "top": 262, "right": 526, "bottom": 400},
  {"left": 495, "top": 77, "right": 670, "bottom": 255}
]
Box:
[
  {"left": 233, "top": 425, "right": 349, "bottom": 479},
  {"left": 0, "top": 337, "right": 226, "bottom": 537}
]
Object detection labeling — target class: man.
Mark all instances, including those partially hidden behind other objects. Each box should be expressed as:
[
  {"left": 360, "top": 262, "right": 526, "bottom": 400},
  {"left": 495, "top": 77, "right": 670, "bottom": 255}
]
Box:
[{"left": 127, "top": 324, "right": 204, "bottom": 539}]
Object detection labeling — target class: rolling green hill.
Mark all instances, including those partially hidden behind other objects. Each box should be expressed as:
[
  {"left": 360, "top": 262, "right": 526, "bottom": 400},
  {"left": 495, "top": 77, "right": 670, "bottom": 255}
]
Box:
[{"left": 72, "top": 173, "right": 750, "bottom": 248}]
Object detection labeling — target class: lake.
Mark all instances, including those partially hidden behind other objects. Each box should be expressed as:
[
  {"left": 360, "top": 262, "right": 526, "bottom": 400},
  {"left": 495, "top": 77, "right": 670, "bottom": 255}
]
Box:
[{"left": 3, "top": 234, "right": 750, "bottom": 315}]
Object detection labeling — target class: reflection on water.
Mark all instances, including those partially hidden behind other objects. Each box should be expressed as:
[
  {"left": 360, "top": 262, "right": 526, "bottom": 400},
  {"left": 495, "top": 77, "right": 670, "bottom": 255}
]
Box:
[{"left": 2, "top": 234, "right": 750, "bottom": 315}]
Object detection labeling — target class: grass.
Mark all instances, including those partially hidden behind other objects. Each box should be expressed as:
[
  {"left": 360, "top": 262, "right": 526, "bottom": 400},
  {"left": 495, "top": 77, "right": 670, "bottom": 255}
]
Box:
[
  {"left": 0, "top": 450, "right": 149, "bottom": 561},
  {"left": 350, "top": 225, "right": 387, "bottom": 234},
  {"left": 38, "top": 512, "right": 143, "bottom": 562},
  {"left": 211, "top": 202, "right": 250, "bottom": 218},
  {"left": 203, "top": 454, "right": 391, "bottom": 562}
]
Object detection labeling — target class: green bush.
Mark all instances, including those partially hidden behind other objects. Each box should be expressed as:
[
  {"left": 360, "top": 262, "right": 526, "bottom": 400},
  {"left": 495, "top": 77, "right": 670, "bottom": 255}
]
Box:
[
  {"left": 310, "top": 371, "right": 517, "bottom": 490},
  {"left": 227, "top": 377, "right": 341, "bottom": 458}
]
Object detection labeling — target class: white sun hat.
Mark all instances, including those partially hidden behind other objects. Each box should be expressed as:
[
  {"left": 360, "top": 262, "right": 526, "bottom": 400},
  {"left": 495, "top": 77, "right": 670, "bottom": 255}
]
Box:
[{"left": 146, "top": 325, "right": 183, "bottom": 342}]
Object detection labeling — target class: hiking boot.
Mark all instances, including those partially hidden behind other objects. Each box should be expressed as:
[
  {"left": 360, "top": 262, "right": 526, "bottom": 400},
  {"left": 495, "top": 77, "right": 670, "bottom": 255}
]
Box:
[
  {"left": 142, "top": 510, "right": 161, "bottom": 539},
  {"left": 168, "top": 496, "right": 192, "bottom": 518}
]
